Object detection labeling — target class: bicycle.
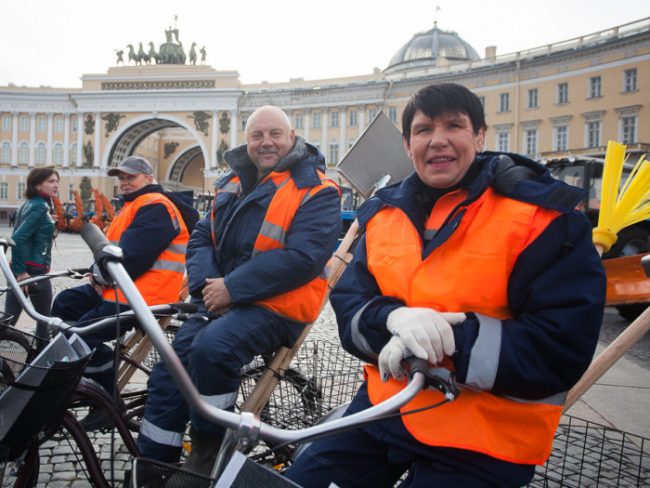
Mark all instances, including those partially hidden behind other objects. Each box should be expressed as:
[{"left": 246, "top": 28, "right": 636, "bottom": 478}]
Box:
[
  {"left": 64, "top": 223, "right": 459, "bottom": 487},
  {"left": 0, "top": 239, "right": 194, "bottom": 487}
]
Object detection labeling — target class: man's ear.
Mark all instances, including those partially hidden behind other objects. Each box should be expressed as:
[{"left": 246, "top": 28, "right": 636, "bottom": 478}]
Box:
[{"left": 290, "top": 128, "right": 295, "bottom": 145}]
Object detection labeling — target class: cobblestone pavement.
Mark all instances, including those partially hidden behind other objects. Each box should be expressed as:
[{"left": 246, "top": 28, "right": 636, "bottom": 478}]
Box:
[{"left": 1, "top": 227, "right": 649, "bottom": 487}]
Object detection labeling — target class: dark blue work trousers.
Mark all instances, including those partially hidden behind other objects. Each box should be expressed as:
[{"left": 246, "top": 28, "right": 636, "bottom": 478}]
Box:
[
  {"left": 51, "top": 284, "right": 132, "bottom": 394},
  {"left": 138, "top": 304, "right": 303, "bottom": 463},
  {"left": 285, "top": 383, "right": 536, "bottom": 488}
]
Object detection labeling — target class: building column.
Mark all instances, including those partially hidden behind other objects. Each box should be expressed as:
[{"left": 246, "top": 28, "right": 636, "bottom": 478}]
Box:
[
  {"left": 11, "top": 113, "right": 18, "bottom": 166},
  {"left": 303, "top": 109, "right": 311, "bottom": 142},
  {"left": 29, "top": 113, "right": 36, "bottom": 167},
  {"left": 211, "top": 110, "right": 218, "bottom": 168},
  {"left": 47, "top": 113, "right": 53, "bottom": 165},
  {"left": 94, "top": 112, "right": 101, "bottom": 168},
  {"left": 230, "top": 110, "right": 237, "bottom": 148},
  {"left": 76, "top": 114, "right": 83, "bottom": 167},
  {"left": 359, "top": 106, "right": 366, "bottom": 133},
  {"left": 339, "top": 107, "right": 347, "bottom": 163},
  {"left": 63, "top": 113, "right": 70, "bottom": 167},
  {"left": 321, "top": 110, "right": 328, "bottom": 158}
]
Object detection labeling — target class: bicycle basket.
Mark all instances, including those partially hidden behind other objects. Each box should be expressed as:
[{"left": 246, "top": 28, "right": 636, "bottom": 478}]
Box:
[
  {"left": 529, "top": 415, "right": 650, "bottom": 487},
  {"left": 239, "top": 340, "right": 364, "bottom": 430},
  {"left": 0, "top": 328, "right": 92, "bottom": 461},
  {"left": 130, "top": 457, "right": 214, "bottom": 488}
]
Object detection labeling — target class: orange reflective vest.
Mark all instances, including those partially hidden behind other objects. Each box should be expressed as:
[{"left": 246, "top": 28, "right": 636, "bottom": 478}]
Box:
[
  {"left": 103, "top": 192, "right": 188, "bottom": 305},
  {"left": 212, "top": 171, "right": 338, "bottom": 323},
  {"left": 365, "top": 187, "right": 564, "bottom": 465}
]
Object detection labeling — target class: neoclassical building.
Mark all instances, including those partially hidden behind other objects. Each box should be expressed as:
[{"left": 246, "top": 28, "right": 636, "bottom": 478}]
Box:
[{"left": 0, "top": 17, "right": 648, "bottom": 219}]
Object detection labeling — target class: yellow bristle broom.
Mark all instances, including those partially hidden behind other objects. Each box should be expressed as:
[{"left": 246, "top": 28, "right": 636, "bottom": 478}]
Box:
[
  {"left": 565, "top": 141, "right": 650, "bottom": 409},
  {"left": 592, "top": 141, "right": 650, "bottom": 255}
]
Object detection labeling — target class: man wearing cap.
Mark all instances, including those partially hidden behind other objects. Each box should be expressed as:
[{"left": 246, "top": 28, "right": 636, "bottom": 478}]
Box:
[{"left": 51, "top": 156, "right": 198, "bottom": 431}]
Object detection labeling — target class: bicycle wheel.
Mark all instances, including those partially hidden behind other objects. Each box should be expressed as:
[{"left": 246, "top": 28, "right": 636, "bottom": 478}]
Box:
[{"left": 0, "top": 443, "right": 39, "bottom": 488}]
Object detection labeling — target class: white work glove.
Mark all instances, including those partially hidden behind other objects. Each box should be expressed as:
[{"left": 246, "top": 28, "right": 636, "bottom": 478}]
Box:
[
  {"left": 378, "top": 335, "right": 411, "bottom": 381},
  {"left": 386, "top": 307, "right": 466, "bottom": 365}
]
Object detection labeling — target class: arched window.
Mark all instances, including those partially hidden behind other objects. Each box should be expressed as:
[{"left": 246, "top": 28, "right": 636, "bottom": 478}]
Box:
[
  {"left": 53, "top": 143, "right": 63, "bottom": 164},
  {"left": 36, "top": 142, "right": 46, "bottom": 163},
  {"left": 18, "top": 142, "right": 29, "bottom": 164},
  {"left": 1, "top": 142, "right": 10, "bottom": 163}
]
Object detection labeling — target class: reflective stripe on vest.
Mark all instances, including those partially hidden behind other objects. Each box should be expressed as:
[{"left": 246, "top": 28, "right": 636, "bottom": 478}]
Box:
[
  {"left": 103, "top": 192, "right": 188, "bottom": 305},
  {"left": 364, "top": 187, "right": 564, "bottom": 465},
  {"left": 211, "top": 171, "right": 338, "bottom": 323}
]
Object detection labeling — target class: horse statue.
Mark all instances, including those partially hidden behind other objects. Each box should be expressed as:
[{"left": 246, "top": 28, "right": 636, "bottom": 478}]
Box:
[
  {"left": 148, "top": 42, "right": 159, "bottom": 64},
  {"left": 127, "top": 44, "right": 138, "bottom": 65},
  {"left": 189, "top": 42, "right": 197, "bottom": 65},
  {"left": 138, "top": 42, "right": 150, "bottom": 65}
]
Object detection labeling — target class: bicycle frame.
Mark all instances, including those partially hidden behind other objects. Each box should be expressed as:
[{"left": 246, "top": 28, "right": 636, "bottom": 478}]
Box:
[{"left": 75, "top": 223, "right": 435, "bottom": 478}]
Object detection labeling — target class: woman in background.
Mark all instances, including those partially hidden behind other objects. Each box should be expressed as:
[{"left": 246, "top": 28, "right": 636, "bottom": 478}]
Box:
[{"left": 4, "top": 166, "right": 60, "bottom": 339}]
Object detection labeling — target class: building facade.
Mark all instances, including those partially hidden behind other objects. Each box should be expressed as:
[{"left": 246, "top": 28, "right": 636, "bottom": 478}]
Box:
[{"left": 0, "top": 17, "right": 648, "bottom": 220}]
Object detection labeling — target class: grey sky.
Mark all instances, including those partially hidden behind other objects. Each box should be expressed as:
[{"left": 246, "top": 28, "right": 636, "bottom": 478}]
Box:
[{"left": 1, "top": 0, "right": 648, "bottom": 88}]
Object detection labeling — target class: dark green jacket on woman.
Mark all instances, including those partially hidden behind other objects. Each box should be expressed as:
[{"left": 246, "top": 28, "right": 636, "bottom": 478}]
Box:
[{"left": 10, "top": 196, "right": 56, "bottom": 275}]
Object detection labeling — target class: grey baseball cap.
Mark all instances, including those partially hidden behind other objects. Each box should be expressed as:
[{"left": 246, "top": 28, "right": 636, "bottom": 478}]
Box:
[{"left": 107, "top": 156, "right": 153, "bottom": 176}]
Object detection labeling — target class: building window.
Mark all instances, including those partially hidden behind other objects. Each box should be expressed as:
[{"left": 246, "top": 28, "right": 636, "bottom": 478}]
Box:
[
  {"left": 348, "top": 138, "right": 355, "bottom": 149},
  {"left": 620, "top": 116, "right": 637, "bottom": 144},
  {"left": 312, "top": 111, "right": 321, "bottom": 129},
  {"left": 499, "top": 93, "right": 510, "bottom": 112},
  {"left": 2, "top": 115, "right": 11, "bottom": 132},
  {"left": 294, "top": 113, "right": 303, "bottom": 130},
  {"left": 525, "top": 129, "right": 538, "bottom": 156},
  {"left": 0, "top": 182, "right": 7, "bottom": 200},
  {"left": 18, "top": 142, "right": 29, "bottom": 164},
  {"left": 587, "top": 121, "right": 601, "bottom": 148},
  {"left": 330, "top": 111, "right": 339, "bottom": 128},
  {"left": 527, "top": 89, "right": 538, "bottom": 109},
  {"left": 17, "top": 182, "right": 26, "bottom": 200},
  {"left": 240, "top": 114, "right": 249, "bottom": 131},
  {"left": 70, "top": 143, "right": 77, "bottom": 164},
  {"left": 53, "top": 143, "right": 63, "bottom": 164},
  {"left": 329, "top": 142, "right": 339, "bottom": 164},
  {"left": 589, "top": 77, "right": 602, "bottom": 98},
  {"left": 553, "top": 126, "right": 568, "bottom": 151},
  {"left": 368, "top": 108, "right": 377, "bottom": 122},
  {"left": 1, "top": 142, "right": 10, "bottom": 163},
  {"left": 557, "top": 83, "right": 569, "bottom": 104},
  {"left": 388, "top": 107, "right": 397, "bottom": 124},
  {"left": 72, "top": 116, "right": 78, "bottom": 133},
  {"left": 349, "top": 110, "right": 357, "bottom": 127},
  {"left": 19, "top": 115, "right": 29, "bottom": 133},
  {"left": 36, "top": 142, "right": 46, "bottom": 163},
  {"left": 497, "top": 132, "right": 510, "bottom": 153},
  {"left": 624, "top": 68, "right": 637, "bottom": 92},
  {"left": 54, "top": 116, "right": 64, "bottom": 133}
]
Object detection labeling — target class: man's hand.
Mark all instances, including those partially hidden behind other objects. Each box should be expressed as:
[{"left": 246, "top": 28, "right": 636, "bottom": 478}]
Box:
[
  {"left": 203, "top": 278, "right": 233, "bottom": 314},
  {"left": 386, "top": 307, "right": 466, "bottom": 365},
  {"left": 378, "top": 335, "right": 411, "bottom": 381},
  {"left": 16, "top": 272, "right": 30, "bottom": 295}
]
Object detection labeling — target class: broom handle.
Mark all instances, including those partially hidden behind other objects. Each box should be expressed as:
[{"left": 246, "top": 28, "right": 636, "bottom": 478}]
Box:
[
  {"left": 564, "top": 243, "right": 649, "bottom": 409},
  {"left": 564, "top": 305, "right": 650, "bottom": 410}
]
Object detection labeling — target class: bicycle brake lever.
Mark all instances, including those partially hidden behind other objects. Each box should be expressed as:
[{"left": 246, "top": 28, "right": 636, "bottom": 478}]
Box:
[{"left": 405, "top": 358, "right": 460, "bottom": 401}]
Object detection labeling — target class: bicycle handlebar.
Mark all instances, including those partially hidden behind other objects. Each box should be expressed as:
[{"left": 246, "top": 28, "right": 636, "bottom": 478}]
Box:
[{"left": 77, "top": 223, "right": 457, "bottom": 447}]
